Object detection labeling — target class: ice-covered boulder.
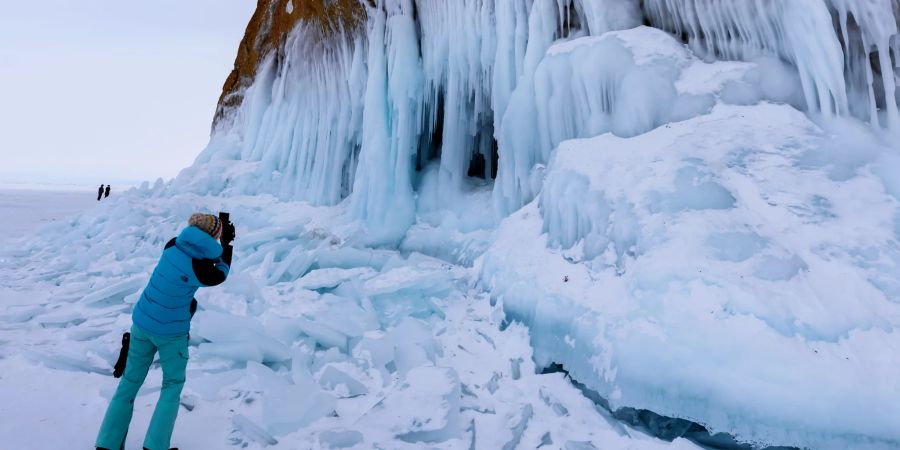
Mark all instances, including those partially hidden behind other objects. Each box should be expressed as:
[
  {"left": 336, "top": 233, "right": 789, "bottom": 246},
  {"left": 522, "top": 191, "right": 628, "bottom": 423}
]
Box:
[{"left": 481, "top": 102, "right": 900, "bottom": 449}]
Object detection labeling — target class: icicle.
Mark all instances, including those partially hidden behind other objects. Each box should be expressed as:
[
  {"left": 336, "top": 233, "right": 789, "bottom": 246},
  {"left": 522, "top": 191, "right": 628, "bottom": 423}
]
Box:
[
  {"left": 644, "top": 0, "right": 849, "bottom": 117},
  {"left": 493, "top": 0, "right": 563, "bottom": 217},
  {"left": 414, "top": 0, "right": 498, "bottom": 197},
  {"left": 826, "top": 0, "right": 899, "bottom": 127},
  {"left": 196, "top": 23, "right": 368, "bottom": 205},
  {"left": 350, "top": 0, "right": 423, "bottom": 244},
  {"left": 491, "top": 0, "right": 530, "bottom": 132}
]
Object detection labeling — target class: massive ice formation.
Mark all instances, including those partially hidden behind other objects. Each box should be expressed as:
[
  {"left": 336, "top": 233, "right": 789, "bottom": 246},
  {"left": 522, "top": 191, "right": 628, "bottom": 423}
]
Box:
[
  {"left": 483, "top": 101, "right": 900, "bottom": 449},
  {"left": 196, "top": 0, "right": 900, "bottom": 224},
  {"left": 164, "top": 0, "right": 900, "bottom": 448}
]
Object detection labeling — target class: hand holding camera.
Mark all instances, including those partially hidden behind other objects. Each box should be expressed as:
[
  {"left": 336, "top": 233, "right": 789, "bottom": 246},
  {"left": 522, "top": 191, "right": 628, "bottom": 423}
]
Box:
[{"left": 219, "top": 212, "right": 236, "bottom": 246}]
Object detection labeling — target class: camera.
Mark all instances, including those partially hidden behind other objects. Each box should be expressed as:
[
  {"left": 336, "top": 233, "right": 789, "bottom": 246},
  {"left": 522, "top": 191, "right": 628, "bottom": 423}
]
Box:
[{"left": 218, "top": 211, "right": 236, "bottom": 246}]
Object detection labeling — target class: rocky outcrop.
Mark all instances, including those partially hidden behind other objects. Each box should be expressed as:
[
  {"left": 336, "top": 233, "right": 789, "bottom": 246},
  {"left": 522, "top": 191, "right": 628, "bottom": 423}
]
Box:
[{"left": 214, "top": 0, "right": 365, "bottom": 127}]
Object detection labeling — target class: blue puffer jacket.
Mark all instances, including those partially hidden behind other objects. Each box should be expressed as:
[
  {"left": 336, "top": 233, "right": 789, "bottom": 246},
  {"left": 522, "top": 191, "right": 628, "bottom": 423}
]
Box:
[{"left": 132, "top": 226, "right": 230, "bottom": 336}]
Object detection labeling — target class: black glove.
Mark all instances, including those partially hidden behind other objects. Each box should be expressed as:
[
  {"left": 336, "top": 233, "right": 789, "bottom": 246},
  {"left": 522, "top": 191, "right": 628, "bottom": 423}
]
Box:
[
  {"left": 113, "top": 332, "right": 130, "bottom": 378},
  {"left": 220, "top": 221, "right": 236, "bottom": 246}
]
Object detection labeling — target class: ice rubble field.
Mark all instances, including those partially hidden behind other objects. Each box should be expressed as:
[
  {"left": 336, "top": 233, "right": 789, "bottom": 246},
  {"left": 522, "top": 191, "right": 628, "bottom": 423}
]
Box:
[
  {"left": 0, "top": 190, "right": 702, "bottom": 450},
  {"left": 2, "top": 21, "right": 900, "bottom": 450}
]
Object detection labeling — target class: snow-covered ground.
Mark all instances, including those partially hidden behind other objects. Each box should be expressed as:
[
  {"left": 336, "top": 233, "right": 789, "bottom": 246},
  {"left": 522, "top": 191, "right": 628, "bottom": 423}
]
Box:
[{"left": 0, "top": 188, "right": 97, "bottom": 240}]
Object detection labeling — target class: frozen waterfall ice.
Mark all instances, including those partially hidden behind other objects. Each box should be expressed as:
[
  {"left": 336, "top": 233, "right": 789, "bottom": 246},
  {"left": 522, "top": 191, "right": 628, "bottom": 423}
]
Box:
[
  {"left": 196, "top": 0, "right": 900, "bottom": 222},
  {"left": 173, "top": 2, "right": 900, "bottom": 446}
]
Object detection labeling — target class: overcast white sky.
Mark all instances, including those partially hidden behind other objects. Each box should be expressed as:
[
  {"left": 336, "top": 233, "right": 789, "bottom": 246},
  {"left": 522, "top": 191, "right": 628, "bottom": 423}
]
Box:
[{"left": 0, "top": 1, "right": 256, "bottom": 187}]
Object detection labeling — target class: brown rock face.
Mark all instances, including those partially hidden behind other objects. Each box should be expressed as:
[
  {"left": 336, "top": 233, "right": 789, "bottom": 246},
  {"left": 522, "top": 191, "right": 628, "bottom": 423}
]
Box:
[{"left": 214, "top": 0, "right": 365, "bottom": 127}]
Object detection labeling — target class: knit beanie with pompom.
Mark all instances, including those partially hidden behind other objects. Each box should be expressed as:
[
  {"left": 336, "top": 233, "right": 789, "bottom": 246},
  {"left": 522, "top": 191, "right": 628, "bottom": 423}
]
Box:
[{"left": 188, "top": 213, "right": 222, "bottom": 238}]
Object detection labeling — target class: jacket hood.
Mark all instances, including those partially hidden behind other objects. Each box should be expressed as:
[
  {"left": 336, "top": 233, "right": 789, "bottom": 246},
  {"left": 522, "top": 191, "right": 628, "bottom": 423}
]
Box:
[{"left": 176, "top": 225, "right": 223, "bottom": 260}]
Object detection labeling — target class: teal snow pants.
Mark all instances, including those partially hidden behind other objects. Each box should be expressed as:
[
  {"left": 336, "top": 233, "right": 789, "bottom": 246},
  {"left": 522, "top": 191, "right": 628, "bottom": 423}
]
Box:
[{"left": 96, "top": 324, "right": 188, "bottom": 450}]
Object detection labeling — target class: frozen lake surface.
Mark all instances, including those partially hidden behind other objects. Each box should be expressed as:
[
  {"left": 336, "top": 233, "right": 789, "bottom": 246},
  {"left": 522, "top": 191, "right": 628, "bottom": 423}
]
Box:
[{"left": 0, "top": 188, "right": 98, "bottom": 241}]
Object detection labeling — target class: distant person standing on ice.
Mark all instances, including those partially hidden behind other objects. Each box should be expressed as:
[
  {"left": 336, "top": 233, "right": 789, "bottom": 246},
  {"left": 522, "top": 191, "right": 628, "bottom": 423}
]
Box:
[
  {"left": 95, "top": 212, "right": 235, "bottom": 450},
  {"left": 97, "top": 184, "right": 104, "bottom": 201},
  {"left": 105, "top": 184, "right": 111, "bottom": 198}
]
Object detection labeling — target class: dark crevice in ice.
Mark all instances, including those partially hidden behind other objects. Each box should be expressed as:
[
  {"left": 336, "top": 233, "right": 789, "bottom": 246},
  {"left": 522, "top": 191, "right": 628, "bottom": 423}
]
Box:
[
  {"left": 539, "top": 363, "right": 801, "bottom": 450},
  {"left": 557, "top": 0, "right": 586, "bottom": 38},
  {"left": 417, "top": 90, "right": 444, "bottom": 172},
  {"left": 465, "top": 122, "right": 499, "bottom": 180},
  {"left": 340, "top": 142, "right": 360, "bottom": 199}
]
